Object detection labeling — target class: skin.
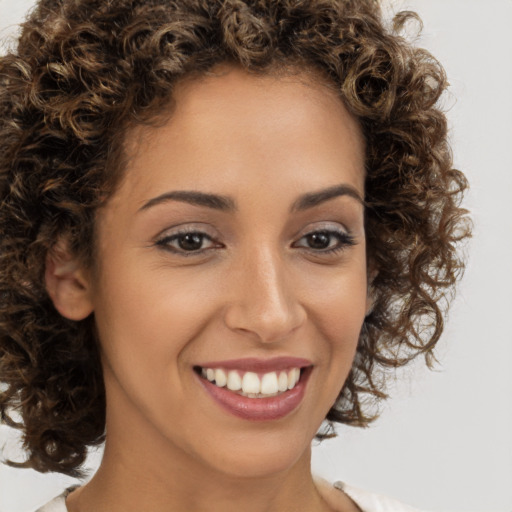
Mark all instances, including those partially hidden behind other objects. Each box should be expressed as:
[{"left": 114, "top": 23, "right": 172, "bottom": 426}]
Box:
[{"left": 48, "top": 65, "right": 368, "bottom": 512}]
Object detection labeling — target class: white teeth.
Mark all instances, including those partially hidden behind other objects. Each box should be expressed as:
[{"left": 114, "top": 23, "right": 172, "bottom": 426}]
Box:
[
  {"left": 287, "top": 368, "right": 300, "bottom": 389},
  {"left": 200, "top": 367, "right": 303, "bottom": 397},
  {"left": 242, "top": 372, "right": 260, "bottom": 394},
  {"left": 260, "top": 372, "right": 278, "bottom": 395},
  {"left": 278, "top": 371, "right": 288, "bottom": 392},
  {"left": 287, "top": 369, "right": 295, "bottom": 389},
  {"left": 227, "top": 370, "right": 242, "bottom": 391},
  {"left": 214, "top": 369, "right": 227, "bottom": 387}
]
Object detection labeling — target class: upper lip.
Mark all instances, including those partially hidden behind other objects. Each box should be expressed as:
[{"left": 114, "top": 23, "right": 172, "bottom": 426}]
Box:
[{"left": 195, "top": 357, "right": 312, "bottom": 373}]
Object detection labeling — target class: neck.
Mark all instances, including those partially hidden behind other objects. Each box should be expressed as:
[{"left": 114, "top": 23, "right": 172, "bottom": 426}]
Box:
[
  {"left": 68, "top": 445, "right": 329, "bottom": 512},
  {"left": 67, "top": 395, "right": 331, "bottom": 512}
]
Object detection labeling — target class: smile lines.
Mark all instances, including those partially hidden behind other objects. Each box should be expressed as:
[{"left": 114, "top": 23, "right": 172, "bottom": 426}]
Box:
[{"left": 199, "top": 367, "right": 301, "bottom": 398}]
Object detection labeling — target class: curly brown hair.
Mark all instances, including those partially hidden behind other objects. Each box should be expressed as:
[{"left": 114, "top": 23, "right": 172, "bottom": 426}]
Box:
[{"left": 0, "top": 0, "right": 469, "bottom": 476}]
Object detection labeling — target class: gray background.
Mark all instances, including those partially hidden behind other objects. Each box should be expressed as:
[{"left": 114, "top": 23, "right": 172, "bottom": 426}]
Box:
[{"left": 0, "top": 1, "right": 511, "bottom": 511}]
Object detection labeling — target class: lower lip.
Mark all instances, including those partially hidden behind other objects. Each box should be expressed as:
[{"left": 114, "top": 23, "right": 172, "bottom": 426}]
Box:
[{"left": 197, "top": 369, "right": 311, "bottom": 421}]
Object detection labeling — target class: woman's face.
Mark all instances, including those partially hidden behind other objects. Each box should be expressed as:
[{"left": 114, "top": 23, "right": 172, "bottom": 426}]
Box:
[{"left": 89, "top": 65, "right": 368, "bottom": 478}]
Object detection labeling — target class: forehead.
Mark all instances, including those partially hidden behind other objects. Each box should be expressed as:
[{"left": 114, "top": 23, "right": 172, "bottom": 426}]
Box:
[{"left": 119, "top": 65, "right": 365, "bottom": 204}]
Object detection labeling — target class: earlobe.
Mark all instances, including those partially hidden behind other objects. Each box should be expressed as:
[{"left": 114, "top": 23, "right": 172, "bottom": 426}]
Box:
[{"left": 45, "top": 241, "right": 94, "bottom": 321}]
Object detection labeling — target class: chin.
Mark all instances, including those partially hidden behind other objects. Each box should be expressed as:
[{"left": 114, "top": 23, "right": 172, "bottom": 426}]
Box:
[{"left": 189, "top": 426, "right": 315, "bottom": 480}]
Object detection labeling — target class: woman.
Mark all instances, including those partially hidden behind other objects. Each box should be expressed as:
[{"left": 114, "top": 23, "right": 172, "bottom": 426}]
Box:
[{"left": 0, "top": 0, "right": 469, "bottom": 511}]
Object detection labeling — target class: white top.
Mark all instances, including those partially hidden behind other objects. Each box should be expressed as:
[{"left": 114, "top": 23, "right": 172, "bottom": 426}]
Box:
[
  {"left": 34, "top": 480, "right": 421, "bottom": 512},
  {"left": 330, "top": 481, "right": 420, "bottom": 512}
]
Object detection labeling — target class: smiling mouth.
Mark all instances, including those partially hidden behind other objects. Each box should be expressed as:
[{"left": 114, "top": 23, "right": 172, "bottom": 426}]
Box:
[
  {"left": 194, "top": 359, "right": 312, "bottom": 420},
  {"left": 194, "top": 366, "right": 303, "bottom": 398}
]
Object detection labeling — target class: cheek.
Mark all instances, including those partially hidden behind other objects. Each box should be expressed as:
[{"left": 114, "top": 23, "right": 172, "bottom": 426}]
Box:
[
  {"left": 307, "top": 258, "right": 367, "bottom": 342},
  {"left": 316, "top": 292, "right": 365, "bottom": 365},
  {"left": 92, "top": 259, "right": 225, "bottom": 383},
  {"left": 304, "top": 257, "right": 367, "bottom": 380}
]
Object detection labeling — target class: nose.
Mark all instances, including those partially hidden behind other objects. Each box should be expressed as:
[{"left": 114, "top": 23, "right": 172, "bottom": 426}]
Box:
[{"left": 223, "top": 247, "right": 306, "bottom": 344}]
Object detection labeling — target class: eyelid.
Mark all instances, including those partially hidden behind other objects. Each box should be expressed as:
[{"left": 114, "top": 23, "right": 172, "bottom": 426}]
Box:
[
  {"left": 293, "top": 221, "right": 352, "bottom": 239},
  {"left": 294, "top": 229, "right": 354, "bottom": 246},
  {"left": 153, "top": 223, "right": 223, "bottom": 255},
  {"left": 292, "top": 222, "right": 356, "bottom": 254},
  {"left": 151, "top": 222, "right": 356, "bottom": 257},
  {"left": 154, "top": 222, "right": 218, "bottom": 240}
]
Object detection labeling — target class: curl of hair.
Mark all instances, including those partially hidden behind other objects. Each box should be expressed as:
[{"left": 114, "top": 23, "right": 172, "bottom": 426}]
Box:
[{"left": 0, "top": 0, "right": 470, "bottom": 475}]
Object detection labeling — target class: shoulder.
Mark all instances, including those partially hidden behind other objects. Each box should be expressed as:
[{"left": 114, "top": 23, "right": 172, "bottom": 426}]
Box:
[
  {"left": 33, "top": 488, "right": 74, "bottom": 512},
  {"left": 315, "top": 478, "right": 423, "bottom": 512},
  {"left": 334, "top": 481, "right": 422, "bottom": 512}
]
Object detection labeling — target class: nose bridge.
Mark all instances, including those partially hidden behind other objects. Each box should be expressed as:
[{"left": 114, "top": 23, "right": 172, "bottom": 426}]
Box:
[{"left": 224, "top": 244, "right": 305, "bottom": 343}]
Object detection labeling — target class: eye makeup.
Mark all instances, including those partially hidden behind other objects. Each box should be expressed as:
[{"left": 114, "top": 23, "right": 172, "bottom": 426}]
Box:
[{"left": 153, "top": 223, "right": 356, "bottom": 261}]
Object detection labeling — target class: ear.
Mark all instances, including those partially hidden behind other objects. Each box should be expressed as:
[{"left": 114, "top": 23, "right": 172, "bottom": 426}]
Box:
[{"left": 45, "top": 240, "right": 94, "bottom": 321}]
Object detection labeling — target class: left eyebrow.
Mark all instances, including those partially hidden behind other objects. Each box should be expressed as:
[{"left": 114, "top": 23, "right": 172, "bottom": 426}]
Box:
[
  {"left": 138, "top": 190, "right": 236, "bottom": 213},
  {"left": 290, "top": 184, "right": 364, "bottom": 212}
]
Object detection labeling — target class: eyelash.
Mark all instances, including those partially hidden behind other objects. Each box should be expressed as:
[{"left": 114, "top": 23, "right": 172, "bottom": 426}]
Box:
[
  {"left": 155, "top": 230, "right": 220, "bottom": 257},
  {"left": 292, "top": 230, "right": 356, "bottom": 255},
  {"left": 155, "top": 228, "right": 355, "bottom": 257}
]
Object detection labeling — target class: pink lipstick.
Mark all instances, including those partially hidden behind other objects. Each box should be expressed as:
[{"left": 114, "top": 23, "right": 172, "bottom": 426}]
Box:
[{"left": 195, "top": 357, "right": 312, "bottom": 421}]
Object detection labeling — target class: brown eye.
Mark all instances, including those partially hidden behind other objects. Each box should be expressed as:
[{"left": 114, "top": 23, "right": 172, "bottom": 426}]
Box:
[
  {"left": 177, "top": 233, "right": 206, "bottom": 251},
  {"left": 294, "top": 229, "right": 355, "bottom": 254},
  {"left": 156, "top": 231, "right": 219, "bottom": 254},
  {"left": 305, "top": 232, "right": 332, "bottom": 250}
]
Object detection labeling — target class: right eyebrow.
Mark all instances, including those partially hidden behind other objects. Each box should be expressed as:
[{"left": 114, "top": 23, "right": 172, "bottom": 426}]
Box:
[
  {"left": 138, "top": 190, "right": 237, "bottom": 213},
  {"left": 290, "top": 183, "right": 364, "bottom": 212}
]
